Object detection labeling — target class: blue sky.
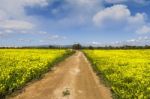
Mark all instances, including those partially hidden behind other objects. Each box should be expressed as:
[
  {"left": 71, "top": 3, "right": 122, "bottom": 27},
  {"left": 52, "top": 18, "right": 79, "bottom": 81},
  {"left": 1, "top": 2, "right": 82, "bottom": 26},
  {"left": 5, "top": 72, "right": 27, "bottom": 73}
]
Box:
[{"left": 0, "top": 0, "right": 150, "bottom": 47}]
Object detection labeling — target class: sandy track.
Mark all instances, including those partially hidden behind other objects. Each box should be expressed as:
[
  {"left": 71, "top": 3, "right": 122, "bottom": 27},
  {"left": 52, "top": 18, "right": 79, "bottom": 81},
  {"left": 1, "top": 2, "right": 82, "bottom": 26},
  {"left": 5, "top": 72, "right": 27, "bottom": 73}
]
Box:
[{"left": 8, "top": 51, "right": 112, "bottom": 99}]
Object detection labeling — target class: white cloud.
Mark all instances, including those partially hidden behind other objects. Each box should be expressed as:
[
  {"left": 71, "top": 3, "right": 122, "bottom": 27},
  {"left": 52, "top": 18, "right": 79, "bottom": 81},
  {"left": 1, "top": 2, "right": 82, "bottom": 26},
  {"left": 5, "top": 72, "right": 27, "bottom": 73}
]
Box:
[
  {"left": 18, "top": 30, "right": 48, "bottom": 34},
  {"left": 105, "top": 0, "right": 150, "bottom": 4},
  {"left": 17, "top": 38, "right": 31, "bottom": 42},
  {"left": 126, "top": 36, "right": 150, "bottom": 44},
  {"left": 93, "top": 4, "right": 146, "bottom": 27},
  {"left": 39, "top": 40, "right": 46, "bottom": 43},
  {"left": 38, "top": 34, "right": 67, "bottom": 44},
  {"left": 136, "top": 25, "right": 150, "bottom": 34},
  {"left": 0, "top": 31, "right": 4, "bottom": 37},
  {"left": 0, "top": 0, "right": 48, "bottom": 18},
  {"left": 105, "top": 0, "right": 127, "bottom": 3},
  {"left": 0, "top": 0, "right": 48, "bottom": 31},
  {"left": 0, "top": 31, "right": 12, "bottom": 38},
  {"left": 23, "top": 0, "right": 48, "bottom": 7},
  {"left": 4, "top": 29, "right": 14, "bottom": 33},
  {"left": 134, "top": 0, "right": 150, "bottom": 4},
  {"left": 67, "top": 0, "right": 100, "bottom": 8},
  {"left": 49, "top": 0, "right": 103, "bottom": 28},
  {"left": 38, "top": 31, "right": 48, "bottom": 34},
  {"left": 128, "top": 13, "right": 146, "bottom": 26},
  {"left": 92, "top": 41, "right": 99, "bottom": 45},
  {"left": 0, "top": 10, "right": 8, "bottom": 20},
  {"left": 93, "top": 5, "right": 130, "bottom": 26},
  {"left": 47, "top": 35, "right": 67, "bottom": 40},
  {"left": 110, "top": 36, "right": 150, "bottom": 46},
  {"left": 93, "top": 4, "right": 149, "bottom": 34},
  {"left": 127, "top": 39, "right": 136, "bottom": 42},
  {"left": 0, "top": 20, "right": 35, "bottom": 30}
]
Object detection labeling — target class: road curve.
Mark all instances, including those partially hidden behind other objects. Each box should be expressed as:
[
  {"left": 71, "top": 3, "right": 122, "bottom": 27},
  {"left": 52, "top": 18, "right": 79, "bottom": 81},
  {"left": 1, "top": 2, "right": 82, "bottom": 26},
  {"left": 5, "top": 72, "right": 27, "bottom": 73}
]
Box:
[{"left": 8, "top": 51, "right": 112, "bottom": 99}]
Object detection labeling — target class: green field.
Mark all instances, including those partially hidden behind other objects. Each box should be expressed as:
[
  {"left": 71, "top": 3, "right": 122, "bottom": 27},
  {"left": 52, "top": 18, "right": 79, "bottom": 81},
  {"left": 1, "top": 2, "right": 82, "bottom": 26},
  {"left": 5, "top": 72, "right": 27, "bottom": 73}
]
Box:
[
  {"left": 84, "top": 50, "right": 150, "bottom": 99},
  {"left": 0, "top": 49, "right": 72, "bottom": 97}
]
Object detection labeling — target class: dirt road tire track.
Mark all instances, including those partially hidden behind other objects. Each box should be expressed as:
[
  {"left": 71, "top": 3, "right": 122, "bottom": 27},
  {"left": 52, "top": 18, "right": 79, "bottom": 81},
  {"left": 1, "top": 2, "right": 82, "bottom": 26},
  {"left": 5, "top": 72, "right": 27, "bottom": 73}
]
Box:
[{"left": 7, "top": 51, "right": 112, "bottom": 99}]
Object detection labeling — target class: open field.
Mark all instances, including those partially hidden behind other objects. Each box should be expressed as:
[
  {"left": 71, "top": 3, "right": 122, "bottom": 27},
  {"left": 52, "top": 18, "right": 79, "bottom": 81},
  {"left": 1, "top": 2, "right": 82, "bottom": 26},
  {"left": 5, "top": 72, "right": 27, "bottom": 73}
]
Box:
[
  {"left": 7, "top": 51, "right": 112, "bottom": 99},
  {"left": 1, "top": 0, "right": 150, "bottom": 99},
  {"left": 1, "top": 49, "right": 150, "bottom": 99},
  {"left": 84, "top": 50, "right": 150, "bottom": 99},
  {"left": 0, "top": 49, "right": 73, "bottom": 97}
]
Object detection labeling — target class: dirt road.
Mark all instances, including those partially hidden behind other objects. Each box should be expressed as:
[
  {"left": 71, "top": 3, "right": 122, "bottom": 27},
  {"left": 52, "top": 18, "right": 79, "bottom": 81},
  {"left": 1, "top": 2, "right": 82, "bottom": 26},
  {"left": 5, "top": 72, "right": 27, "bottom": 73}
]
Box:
[{"left": 8, "top": 51, "right": 112, "bottom": 99}]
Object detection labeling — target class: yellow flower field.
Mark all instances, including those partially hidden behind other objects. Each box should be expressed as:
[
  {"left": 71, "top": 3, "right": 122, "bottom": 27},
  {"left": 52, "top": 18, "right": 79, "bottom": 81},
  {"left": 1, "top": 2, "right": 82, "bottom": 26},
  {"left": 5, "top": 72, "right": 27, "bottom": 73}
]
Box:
[
  {"left": 0, "top": 49, "right": 72, "bottom": 97},
  {"left": 84, "top": 50, "right": 150, "bottom": 99}
]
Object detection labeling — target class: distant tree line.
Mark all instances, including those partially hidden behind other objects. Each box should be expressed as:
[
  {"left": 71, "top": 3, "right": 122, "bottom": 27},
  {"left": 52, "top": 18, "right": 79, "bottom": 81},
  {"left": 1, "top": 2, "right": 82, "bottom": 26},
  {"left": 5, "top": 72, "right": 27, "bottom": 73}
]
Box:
[
  {"left": 0, "top": 45, "right": 70, "bottom": 49},
  {"left": 82, "top": 45, "right": 150, "bottom": 50},
  {"left": 1, "top": 44, "right": 150, "bottom": 49}
]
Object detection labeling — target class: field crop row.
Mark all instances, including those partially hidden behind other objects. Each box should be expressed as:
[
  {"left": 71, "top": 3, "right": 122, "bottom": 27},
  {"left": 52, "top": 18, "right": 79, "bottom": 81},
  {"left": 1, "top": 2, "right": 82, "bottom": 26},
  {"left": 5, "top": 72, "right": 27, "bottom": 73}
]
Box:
[
  {"left": 84, "top": 50, "right": 150, "bottom": 99},
  {"left": 0, "top": 49, "right": 73, "bottom": 97}
]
